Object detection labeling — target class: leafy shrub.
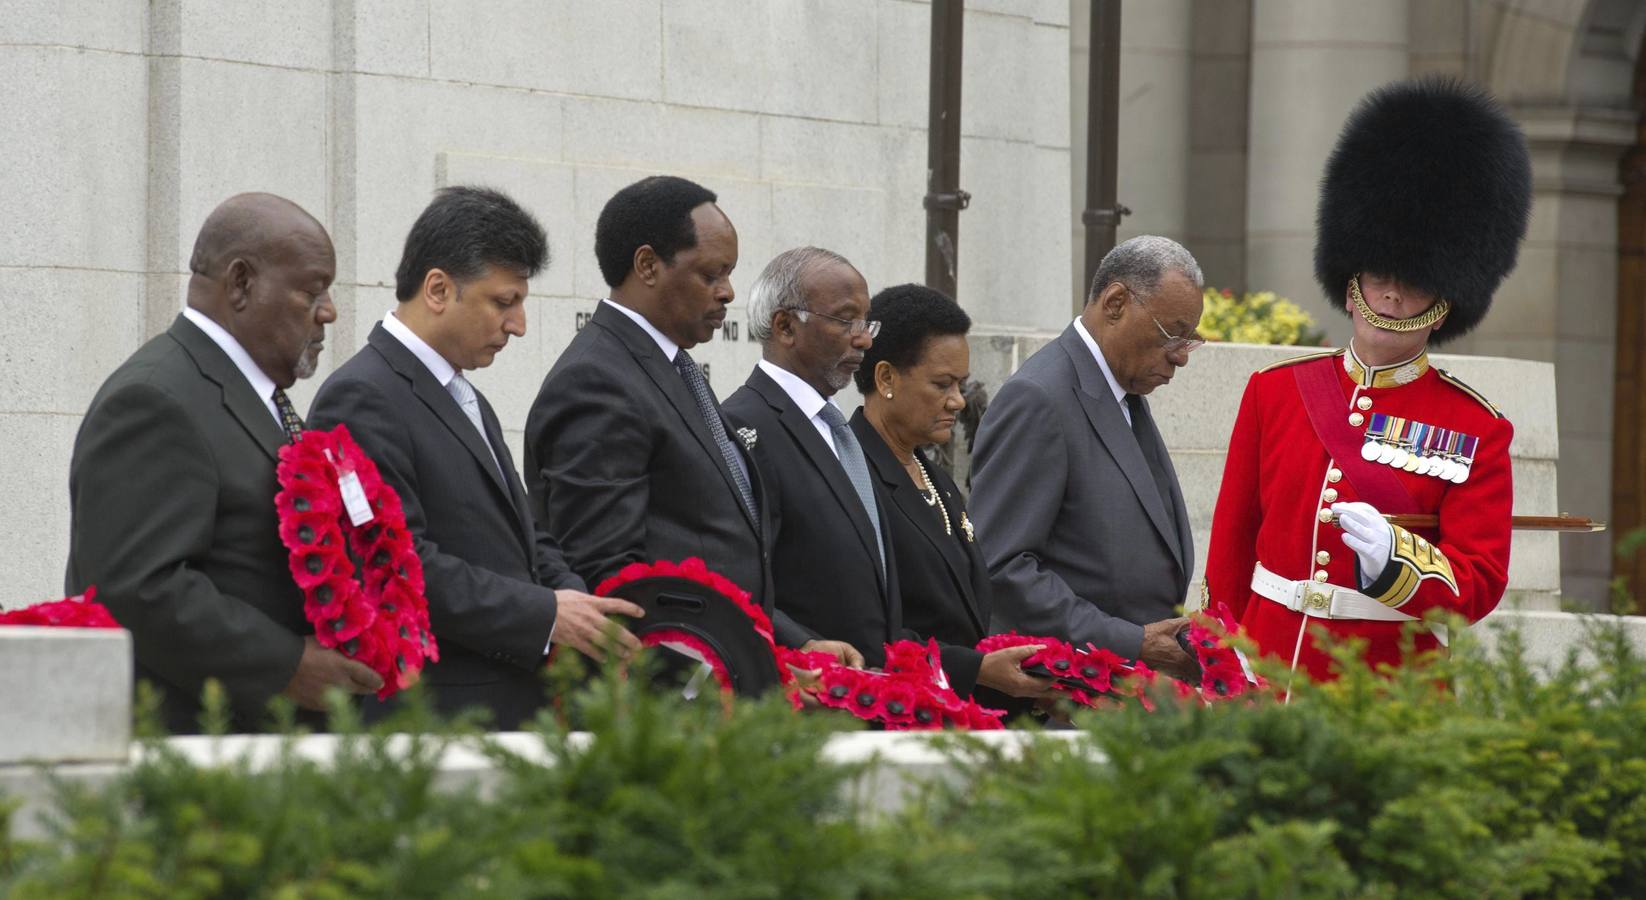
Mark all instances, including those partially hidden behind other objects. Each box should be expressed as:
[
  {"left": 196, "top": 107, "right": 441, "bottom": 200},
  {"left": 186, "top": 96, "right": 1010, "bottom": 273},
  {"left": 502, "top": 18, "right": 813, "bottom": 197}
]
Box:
[
  {"left": 1199, "top": 288, "right": 1325, "bottom": 347},
  {"left": 6, "top": 622, "right": 1646, "bottom": 898}
]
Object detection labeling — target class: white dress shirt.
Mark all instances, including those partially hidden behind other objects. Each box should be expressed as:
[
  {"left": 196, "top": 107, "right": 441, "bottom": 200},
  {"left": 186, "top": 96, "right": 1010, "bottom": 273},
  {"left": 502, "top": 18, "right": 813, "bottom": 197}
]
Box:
[
  {"left": 757, "top": 359, "right": 841, "bottom": 456},
  {"left": 602, "top": 298, "right": 680, "bottom": 361},
  {"left": 381, "top": 309, "right": 457, "bottom": 387},
  {"left": 380, "top": 308, "right": 504, "bottom": 470},
  {"left": 1072, "top": 316, "right": 1132, "bottom": 426},
  {"left": 182, "top": 307, "right": 282, "bottom": 427}
]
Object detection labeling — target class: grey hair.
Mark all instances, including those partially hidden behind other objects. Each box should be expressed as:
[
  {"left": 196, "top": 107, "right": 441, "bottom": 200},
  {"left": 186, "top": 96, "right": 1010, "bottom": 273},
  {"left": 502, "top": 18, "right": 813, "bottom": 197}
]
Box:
[
  {"left": 1088, "top": 235, "right": 1204, "bottom": 302},
  {"left": 747, "top": 246, "right": 854, "bottom": 342}
]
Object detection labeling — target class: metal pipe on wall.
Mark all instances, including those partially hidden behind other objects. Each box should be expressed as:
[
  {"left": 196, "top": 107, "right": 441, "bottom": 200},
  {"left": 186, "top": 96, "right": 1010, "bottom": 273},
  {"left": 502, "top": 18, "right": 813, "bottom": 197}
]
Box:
[
  {"left": 924, "top": 0, "right": 969, "bottom": 300},
  {"left": 1080, "top": 0, "right": 1127, "bottom": 313}
]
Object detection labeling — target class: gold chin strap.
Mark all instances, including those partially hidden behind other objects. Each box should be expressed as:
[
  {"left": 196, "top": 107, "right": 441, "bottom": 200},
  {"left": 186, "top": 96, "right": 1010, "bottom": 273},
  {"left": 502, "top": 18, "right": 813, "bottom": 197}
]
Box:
[{"left": 1349, "top": 274, "right": 1450, "bottom": 333}]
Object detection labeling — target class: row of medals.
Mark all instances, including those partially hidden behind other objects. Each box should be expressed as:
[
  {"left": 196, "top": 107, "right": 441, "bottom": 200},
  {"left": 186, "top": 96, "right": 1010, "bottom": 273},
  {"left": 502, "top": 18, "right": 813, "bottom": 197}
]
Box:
[{"left": 1360, "top": 426, "right": 1474, "bottom": 483}]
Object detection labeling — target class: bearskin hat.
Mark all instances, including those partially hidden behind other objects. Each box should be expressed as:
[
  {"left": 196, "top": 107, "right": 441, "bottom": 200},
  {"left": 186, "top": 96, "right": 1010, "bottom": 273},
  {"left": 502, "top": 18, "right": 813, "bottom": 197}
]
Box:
[{"left": 1314, "top": 77, "right": 1532, "bottom": 342}]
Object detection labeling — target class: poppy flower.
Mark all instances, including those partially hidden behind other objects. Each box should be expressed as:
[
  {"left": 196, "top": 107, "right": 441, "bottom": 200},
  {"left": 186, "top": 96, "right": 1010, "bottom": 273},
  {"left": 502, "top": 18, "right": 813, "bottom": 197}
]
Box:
[
  {"left": 875, "top": 678, "right": 922, "bottom": 727},
  {"left": 288, "top": 543, "right": 348, "bottom": 590},
  {"left": 275, "top": 472, "right": 341, "bottom": 519},
  {"left": 846, "top": 673, "right": 887, "bottom": 721},
  {"left": 908, "top": 693, "right": 947, "bottom": 729},
  {"left": 883, "top": 640, "right": 938, "bottom": 678},
  {"left": 318, "top": 592, "right": 375, "bottom": 645},
  {"left": 278, "top": 511, "right": 342, "bottom": 555},
  {"left": 817, "top": 666, "right": 861, "bottom": 709}
]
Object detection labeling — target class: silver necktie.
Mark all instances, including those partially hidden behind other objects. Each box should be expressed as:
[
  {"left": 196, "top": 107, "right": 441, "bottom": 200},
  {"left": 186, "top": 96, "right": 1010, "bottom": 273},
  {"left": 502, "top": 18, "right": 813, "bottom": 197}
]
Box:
[{"left": 817, "top": 402, "right": 884, "bottom": 576}]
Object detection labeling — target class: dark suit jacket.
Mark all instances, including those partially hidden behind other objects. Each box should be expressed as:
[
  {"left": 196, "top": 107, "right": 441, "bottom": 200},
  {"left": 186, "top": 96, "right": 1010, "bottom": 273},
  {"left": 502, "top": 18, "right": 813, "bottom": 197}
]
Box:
[
  {"left": 850, "top": 409, "right": 992, "bottom": 697},
  {"left": 66, "top": 315, "right": 308, "bottom": 734},
  {"left": 307, "top": 323, "right": 584, "bottom": 729},
  {"left": 525, "top": 301, "right": 772, "bottom": 605},
  {"left": 969, "top": 325, "right": 1193, "bottom": 658},
  {"left": 723, "top": 365, "right": 901, "bottom": 667}
]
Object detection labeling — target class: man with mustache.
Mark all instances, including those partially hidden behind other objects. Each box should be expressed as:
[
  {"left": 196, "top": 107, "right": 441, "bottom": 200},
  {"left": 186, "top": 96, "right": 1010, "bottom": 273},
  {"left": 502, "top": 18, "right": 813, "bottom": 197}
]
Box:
[
  {"left": 969, "top": 235, "right": 1204, "bottom": 680},
  {"left": 1204, "top": 79, "right": 1527, "bottom": 687},
  {"left": 308, "top": 186, "right": 641, "bottom": 728},
  {"left": 526, "top": 176, "right": 776, "bottom": 622},
  {"left": 67, "top": 192, "right": 382, "bottom": 733},
  {"left": 722, "top": 247, "right": 888, "bottom": 668}
]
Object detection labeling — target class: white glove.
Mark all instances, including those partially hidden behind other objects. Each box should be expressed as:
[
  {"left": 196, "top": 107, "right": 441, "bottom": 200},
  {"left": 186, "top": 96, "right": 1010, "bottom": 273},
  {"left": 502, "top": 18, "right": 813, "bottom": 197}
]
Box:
[{"left": 1332, "top": 501, "right": 1392, "bottom": 588}]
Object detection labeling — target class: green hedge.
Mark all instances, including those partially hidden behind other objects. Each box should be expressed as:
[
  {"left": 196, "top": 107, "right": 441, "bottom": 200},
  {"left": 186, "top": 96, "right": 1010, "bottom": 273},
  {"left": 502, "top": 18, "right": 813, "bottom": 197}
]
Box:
[{"left": 5, "top": 621, "right": 1646, "bottom": 899}]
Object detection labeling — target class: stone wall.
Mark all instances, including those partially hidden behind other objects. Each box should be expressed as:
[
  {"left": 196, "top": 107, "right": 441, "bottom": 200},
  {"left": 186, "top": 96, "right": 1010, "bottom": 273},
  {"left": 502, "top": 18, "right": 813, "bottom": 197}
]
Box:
[{"left": 0, "top": 0, "right": 1071, "bottom": 608}]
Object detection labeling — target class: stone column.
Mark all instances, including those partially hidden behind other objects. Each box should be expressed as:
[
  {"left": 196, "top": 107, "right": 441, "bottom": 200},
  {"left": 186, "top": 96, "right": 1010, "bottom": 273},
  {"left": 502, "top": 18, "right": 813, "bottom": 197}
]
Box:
[
  {"left": 1070, "top": 0, "right": 1194, "bottom": 301},
  {"left": 1244, "top": 0, "right": 1408, "bottom": 338},
  {"left": 1185, "top": 0, "right": 1253, "bottom": 291},
  {"left": 1451, "top": 107, "right": 1636, "bottom": 609}
]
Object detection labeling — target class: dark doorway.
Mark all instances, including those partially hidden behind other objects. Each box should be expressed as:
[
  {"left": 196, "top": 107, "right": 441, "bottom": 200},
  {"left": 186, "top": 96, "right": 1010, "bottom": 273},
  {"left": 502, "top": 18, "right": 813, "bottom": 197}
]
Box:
[{"left": 1610, "top": 31, "right": 1646, "bottom": 608}]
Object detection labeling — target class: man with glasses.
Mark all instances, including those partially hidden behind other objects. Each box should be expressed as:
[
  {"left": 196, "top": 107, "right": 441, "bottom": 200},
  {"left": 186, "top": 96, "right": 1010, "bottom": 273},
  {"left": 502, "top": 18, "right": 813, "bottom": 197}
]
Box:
[
  {"left": 723, "top": 246, "right": 896, "bottom": 669},
  {"left": 970, "top": 235, "right": 1204, "bottom": 679}
]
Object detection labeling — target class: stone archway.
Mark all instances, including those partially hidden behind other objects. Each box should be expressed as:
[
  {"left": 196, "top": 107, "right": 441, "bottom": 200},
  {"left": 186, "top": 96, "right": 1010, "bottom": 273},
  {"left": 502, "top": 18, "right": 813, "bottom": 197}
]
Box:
[{"left": 1472, "top": 0, "right": 1644, "bottom": 608}]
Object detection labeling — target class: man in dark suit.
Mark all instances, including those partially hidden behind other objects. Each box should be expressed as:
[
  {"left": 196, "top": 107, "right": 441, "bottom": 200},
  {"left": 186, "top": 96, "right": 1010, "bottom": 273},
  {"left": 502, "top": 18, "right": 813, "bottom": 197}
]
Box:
[
  {"left": 969, "top": 235, "right": 1203, "bottom": 679},
  {"left": 308, "top": 186, "right": 641, "bottom": 728},
  {"left": 67, "top": 192, "right": 383, "bottom": 733},
  {"left": 723, "top": 247, "right": 900, "bottom": 668},
  {"left": 525, "top": 176, "right": 771, "bottom": 607}
]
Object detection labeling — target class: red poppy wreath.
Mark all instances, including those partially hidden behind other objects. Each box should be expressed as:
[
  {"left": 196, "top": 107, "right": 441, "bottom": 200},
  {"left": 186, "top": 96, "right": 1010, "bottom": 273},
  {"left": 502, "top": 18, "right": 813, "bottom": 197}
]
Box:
[
  {"left": 0, "top": 586, "right": 121, "bottom": 629},
  {"left": 595, "top": 557, "right": 784, "bottom": 697},
  {"left": 275, "top": 424, "right": 437, "bottom": 699},
  {"left": 793, "top": 638, "right": 1005, "bottom": 731},
  {"left": 978, "top": 601, "right": 1263, "bottom": 710}
]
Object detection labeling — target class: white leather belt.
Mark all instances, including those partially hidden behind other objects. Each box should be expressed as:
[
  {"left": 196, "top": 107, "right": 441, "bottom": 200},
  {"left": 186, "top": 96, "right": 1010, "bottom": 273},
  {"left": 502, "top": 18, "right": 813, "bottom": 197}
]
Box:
[{"left": 1252, "top": 563, "right": 1450, "bottom": 647}]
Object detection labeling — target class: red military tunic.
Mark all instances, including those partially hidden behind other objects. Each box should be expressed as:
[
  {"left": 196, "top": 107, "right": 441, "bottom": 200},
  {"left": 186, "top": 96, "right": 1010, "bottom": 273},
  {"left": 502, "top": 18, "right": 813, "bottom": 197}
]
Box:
[{"left": 1205, "top": 346, "right": 1513, "bottom": 682}]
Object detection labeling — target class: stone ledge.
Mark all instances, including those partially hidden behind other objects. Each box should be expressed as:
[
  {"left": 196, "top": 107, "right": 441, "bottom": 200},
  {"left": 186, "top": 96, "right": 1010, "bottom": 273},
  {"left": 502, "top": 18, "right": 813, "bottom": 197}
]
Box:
[
  {"left": 1474, "top": 608, "right": 1646, "bottom": 670},
  {"left": 0, "top": 627, "right": 131, "bottom": 766},
  {"left": 2, "top": 609, "right": 1635, "bottom": 840}
]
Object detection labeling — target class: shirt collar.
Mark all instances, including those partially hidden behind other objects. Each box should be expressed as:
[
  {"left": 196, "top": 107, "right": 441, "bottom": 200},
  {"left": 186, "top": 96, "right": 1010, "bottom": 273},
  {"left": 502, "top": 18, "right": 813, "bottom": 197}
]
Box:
[
  {"left": 757, "top": 359, "right": 834, "bottom": 422},
  {"left": 182, "top": 307, "right": 280, "bottom": 423},
  {"left": 602, "top": 298, "right": 681, "bottom": 362},
  {"left": 1343, "top": 340, "right": 1429, "bottom": 388},
  {"left": 1072, "top": 316, "right": 1129, "bottom": 408},
  {"left": 381, "top": 309, "right": 458, "bottom": 386}
]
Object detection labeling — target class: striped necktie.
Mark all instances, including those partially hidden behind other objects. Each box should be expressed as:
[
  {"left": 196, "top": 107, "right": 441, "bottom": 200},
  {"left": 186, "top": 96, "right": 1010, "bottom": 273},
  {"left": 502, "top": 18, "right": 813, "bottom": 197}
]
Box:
[{"left": 674, "top": 350, "right": 759, "bottom": 527}]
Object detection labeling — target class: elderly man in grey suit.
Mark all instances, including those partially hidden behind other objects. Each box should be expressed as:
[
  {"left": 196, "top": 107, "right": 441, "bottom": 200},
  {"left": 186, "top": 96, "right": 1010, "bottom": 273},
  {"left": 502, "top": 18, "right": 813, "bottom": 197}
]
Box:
[{"left": 969, "top": 235, "right": 1204, "bottom": 679}]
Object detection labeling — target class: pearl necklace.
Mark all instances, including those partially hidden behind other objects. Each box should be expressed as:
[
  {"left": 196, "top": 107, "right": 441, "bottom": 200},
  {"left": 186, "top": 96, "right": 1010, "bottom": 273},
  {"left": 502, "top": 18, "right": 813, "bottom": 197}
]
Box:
[{"left": 912, "top": 455, "right": 952, "bottom": 536}]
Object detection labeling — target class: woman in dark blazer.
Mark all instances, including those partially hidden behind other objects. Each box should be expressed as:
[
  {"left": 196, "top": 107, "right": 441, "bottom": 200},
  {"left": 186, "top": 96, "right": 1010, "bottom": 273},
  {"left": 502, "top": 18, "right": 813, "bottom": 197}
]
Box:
[{"left": 849, "top": 284, "right": 1057, "bottom": 703}]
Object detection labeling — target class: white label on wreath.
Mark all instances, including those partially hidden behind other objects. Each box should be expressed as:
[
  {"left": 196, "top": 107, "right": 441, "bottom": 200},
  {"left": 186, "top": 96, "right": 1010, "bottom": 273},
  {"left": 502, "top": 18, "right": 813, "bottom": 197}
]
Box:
[
  {"left": 1235, "top": 646, "right": 1258, "bottom": 685},
  {"left": 338, "top": 471, "right": 374, "bottom": 526}
]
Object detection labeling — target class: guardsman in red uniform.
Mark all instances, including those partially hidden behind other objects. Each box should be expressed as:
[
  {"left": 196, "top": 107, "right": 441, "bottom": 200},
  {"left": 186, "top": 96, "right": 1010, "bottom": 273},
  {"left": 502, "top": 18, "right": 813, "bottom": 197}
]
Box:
[{"left": 1205, "top": 78, "right": 1532, "bottom": 687}]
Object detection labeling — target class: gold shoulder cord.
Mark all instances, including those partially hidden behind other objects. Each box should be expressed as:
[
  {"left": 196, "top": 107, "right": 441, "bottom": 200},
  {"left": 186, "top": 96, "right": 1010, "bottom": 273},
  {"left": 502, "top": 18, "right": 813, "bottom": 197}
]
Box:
[{"left": 1350, "top": 275, "right": 1451, "bottom": 333}]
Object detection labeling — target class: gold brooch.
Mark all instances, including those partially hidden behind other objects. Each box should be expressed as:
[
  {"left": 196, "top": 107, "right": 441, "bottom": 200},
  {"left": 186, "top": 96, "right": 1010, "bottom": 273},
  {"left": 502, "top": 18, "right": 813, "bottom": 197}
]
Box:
[{"left": 960, "top": 512, "right": 975, "bottom": 543}]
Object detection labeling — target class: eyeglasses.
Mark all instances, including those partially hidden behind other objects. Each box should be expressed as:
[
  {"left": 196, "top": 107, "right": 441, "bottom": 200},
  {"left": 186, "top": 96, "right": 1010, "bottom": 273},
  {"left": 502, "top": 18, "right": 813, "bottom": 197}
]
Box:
[
  {"left": 793, "top": 308, "right": 881, "bottom": 338},
  {"left": 1124, "top": 286, "right": 1205, "bottom": 354}
]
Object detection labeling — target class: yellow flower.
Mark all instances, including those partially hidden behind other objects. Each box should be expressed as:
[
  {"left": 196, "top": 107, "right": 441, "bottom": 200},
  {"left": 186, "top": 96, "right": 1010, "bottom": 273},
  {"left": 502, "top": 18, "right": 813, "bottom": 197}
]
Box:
[{"left": 1198, "top": 287, "right": 1319, "bottom": 346}]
